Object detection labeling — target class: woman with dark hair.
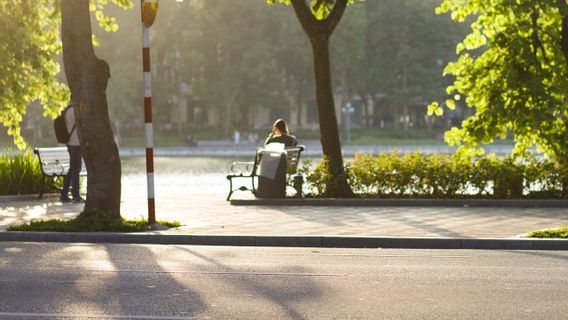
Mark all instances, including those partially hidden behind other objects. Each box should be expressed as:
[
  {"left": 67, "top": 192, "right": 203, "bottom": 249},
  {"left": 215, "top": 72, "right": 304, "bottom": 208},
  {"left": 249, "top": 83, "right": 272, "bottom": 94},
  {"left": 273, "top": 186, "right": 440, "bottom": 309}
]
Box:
[{"left": 264, "top": 118, "right": 297, "bottom": 147}]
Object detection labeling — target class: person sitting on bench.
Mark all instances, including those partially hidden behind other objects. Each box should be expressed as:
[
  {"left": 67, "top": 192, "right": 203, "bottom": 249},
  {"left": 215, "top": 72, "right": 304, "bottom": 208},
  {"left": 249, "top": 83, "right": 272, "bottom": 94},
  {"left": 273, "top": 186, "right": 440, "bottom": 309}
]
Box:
[{"left": 264, "top": 119, "right": 297, "bottom": 147}]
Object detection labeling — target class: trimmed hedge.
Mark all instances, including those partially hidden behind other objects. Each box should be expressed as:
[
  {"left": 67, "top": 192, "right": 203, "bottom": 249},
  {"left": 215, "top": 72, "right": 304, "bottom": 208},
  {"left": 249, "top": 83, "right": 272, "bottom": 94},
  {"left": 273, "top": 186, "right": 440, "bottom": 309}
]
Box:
[
  {"left": 0, "top": 148, "right": 58, "bottom": 195},
  {"left": 300, "top": 152, "right": 568, "bottom": 199}
]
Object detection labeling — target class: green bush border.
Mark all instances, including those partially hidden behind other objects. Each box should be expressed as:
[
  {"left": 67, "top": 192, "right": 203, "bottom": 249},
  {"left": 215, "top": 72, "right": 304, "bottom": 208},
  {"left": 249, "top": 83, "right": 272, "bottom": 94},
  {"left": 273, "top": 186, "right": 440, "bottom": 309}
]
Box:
[{"left": 300, "top": 152, "right": 568, "bottom": 199}]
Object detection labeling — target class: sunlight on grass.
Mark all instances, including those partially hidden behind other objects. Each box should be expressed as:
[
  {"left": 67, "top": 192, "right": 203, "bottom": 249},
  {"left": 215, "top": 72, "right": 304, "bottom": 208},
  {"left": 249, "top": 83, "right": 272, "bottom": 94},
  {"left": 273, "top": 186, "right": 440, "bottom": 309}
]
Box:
[
  {"left": 528, "top": 226, "right": 568, "bottom": 238},
  {"left": 7, "top": 214, "right": 182, "bottom": 232}
]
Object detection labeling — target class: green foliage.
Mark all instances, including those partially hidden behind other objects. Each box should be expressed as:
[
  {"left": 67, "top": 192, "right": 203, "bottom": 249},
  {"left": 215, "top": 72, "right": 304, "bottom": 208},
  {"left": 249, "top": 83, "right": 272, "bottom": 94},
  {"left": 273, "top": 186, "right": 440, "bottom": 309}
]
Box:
[
  {"left": 8, "top": 213, "right": 181, "bottom": 232},
  {"left": 303, "top": 152, "right": 568, "bottom": 199},
  {"left": 0, "top": 148, "right": 57, "bottom": 195},
  {"left": 0, "top": 1, "right": 69, "bottom": 148},
  {"left": 299, "top": 156, "right": 351, "bottom": 197},
  {"left": 528, "top": 226, "right": 568, "bottom": 238},
  {"left": 430, "top": 0, "right": 568, "bottom": 162},
  {"left": 0, "top": 0, "right": 132, "bottom": 149}
]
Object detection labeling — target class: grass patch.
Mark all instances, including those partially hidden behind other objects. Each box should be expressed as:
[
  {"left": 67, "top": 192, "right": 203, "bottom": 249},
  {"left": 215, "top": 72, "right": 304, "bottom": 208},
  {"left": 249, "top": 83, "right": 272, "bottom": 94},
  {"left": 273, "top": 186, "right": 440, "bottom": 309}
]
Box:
[
  {"left": 7, "top": 214, "right": 182, "bottom": 232},
  {"left": 528, "top": 226, "right": 568, "bottom": 238}
]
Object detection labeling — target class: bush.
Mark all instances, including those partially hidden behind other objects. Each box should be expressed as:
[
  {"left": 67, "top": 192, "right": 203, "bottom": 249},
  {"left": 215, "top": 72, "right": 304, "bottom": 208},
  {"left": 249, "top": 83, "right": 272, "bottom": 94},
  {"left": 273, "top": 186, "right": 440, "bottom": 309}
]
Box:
[
  {"left": 0, "top": 148, "right": 57, "bottom": 195},
  {"left": 302, "top": 152, "right": 567, "bottom": 199}
]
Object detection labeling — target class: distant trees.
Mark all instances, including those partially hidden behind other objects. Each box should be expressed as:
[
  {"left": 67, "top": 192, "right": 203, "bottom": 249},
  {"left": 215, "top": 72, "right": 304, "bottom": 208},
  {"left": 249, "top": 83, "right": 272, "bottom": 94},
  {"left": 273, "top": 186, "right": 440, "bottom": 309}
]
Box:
[
  {"left": 93, "top": 0, "right": 466, "bottom": 138},
  {"left": 332, "top": 0, "right": 466, "bottom": 129}
]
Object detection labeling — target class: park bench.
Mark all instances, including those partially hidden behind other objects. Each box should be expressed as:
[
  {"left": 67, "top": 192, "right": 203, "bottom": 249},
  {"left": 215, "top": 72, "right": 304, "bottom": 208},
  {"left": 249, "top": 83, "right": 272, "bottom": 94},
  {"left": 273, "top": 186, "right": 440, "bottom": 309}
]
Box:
[
  {"left": 226, "top": 145, "right": 305, "bottom": 201},
  {"left": 34, "top": 147, "right": 87, "bottom": 199}
]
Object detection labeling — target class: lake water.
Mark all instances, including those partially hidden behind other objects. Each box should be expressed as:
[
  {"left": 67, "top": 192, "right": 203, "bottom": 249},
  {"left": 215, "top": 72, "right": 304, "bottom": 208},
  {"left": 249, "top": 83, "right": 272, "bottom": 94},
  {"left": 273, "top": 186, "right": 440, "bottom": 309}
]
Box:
[{"left": 122, "top": 157, "right": 239, "bottom": 196}]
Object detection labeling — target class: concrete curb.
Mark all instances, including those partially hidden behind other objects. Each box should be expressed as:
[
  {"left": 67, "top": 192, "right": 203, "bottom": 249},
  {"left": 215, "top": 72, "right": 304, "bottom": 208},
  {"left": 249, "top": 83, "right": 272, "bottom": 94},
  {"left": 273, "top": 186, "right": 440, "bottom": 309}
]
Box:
[
  {"left": 1, "top": 232, "right": 566, "bottom": 250},
  {"left": 230, "top": 198, "right": 568, "bottom": 208}
]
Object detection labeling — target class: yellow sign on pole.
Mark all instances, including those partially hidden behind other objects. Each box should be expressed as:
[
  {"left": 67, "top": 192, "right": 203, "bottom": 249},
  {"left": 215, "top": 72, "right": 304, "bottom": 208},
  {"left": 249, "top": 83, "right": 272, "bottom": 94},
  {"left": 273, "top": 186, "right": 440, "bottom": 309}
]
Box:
[{"left": 142, "top": 0, "right": 159, "bottom": 28}]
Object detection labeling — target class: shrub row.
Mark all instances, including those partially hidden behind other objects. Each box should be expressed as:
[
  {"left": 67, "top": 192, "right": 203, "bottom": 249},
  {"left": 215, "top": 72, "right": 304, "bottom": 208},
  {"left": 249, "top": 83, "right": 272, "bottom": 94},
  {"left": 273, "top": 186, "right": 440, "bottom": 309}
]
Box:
[
  {"left": 301, "top": 152, "right": 568, "bottom": 199},
  {"left": 0, "top": 148, "right": 57, "bottom": 195}
]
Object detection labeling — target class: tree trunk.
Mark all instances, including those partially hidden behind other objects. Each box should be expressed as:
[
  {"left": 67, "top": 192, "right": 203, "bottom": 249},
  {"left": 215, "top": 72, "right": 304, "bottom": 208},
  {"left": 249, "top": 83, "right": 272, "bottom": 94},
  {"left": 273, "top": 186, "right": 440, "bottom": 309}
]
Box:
[
  {"left": 61, "top": 0, "right": 122, "bottom": 218},
  {"left": 310, "top": 38, "right": 353, "bottom": 197},
  {"left": 290, "top": 0, "right": 354, "bottom": 197}
]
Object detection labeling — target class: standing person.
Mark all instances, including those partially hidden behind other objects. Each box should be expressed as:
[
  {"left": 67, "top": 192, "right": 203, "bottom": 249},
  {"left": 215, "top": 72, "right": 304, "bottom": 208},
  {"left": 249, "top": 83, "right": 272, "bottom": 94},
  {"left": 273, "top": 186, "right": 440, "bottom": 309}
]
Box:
[
  {"left": 264, "top": 118, "right": 298, "bottom": 147},
  {"left": 60, "top": 104, "right": 85, "bottom": 203},
  {"left": 233, "top": 130, "right": 240, "bottom": 145}
]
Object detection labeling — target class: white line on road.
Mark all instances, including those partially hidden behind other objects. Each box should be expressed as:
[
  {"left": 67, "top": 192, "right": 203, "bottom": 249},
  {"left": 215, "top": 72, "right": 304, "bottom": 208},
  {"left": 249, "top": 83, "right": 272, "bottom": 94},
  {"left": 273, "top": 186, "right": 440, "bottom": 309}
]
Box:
[
  {"left": 0, "top": 312, "right": 196, "bottom": 319},
  {"left": 265, "top": 253, "right": 470, "bottom": 258}
]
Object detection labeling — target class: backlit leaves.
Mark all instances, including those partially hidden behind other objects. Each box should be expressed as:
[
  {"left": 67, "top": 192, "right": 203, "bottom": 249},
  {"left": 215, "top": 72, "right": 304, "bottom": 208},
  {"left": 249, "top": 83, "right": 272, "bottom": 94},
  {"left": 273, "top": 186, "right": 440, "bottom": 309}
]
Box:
[
  {"left": 432, "top": 0, "right": 568, "bottom": 161},
  {"left": 0, "top": 0, "right": 133, "bottom": 148}
]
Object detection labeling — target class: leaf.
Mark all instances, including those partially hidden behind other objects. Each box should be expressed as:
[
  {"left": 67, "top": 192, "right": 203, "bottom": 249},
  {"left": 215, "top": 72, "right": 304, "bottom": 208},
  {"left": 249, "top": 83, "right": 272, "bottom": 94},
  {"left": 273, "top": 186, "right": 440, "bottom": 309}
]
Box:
[
  {"left": 434, "top": 107, "right": 444, "bottom": 116},
  {"left": 427, "top": 102, "right": 439, "bottom": 116}
]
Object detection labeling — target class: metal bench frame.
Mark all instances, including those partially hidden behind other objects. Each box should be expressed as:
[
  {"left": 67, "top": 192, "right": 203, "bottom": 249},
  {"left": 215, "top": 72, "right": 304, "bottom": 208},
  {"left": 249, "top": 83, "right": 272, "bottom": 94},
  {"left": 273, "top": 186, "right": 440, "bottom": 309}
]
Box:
[
  {"left": 226, "top": 145, "right": 305, "bottom": 201},
  {"left": 34, "top": 147, "right": 87, "bottom": 199}
]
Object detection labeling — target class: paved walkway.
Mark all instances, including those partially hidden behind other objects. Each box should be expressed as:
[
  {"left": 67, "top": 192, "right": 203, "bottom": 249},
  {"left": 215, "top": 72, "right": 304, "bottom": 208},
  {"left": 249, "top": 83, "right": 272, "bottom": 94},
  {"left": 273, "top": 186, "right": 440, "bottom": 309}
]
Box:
[{"left": 1, "top": 191, "right": 567, "bottom": 239}]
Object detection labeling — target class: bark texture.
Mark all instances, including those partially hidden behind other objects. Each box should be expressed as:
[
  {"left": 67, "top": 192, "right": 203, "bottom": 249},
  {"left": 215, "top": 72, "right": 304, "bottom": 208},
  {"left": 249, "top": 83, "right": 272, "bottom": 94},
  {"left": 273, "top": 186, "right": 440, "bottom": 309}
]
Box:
[
  {"left": 61, "top": 0, "right": 122, "bottom": 217},
  {"left": 290, "top": 0, "right": 354, "bottom": 197}
]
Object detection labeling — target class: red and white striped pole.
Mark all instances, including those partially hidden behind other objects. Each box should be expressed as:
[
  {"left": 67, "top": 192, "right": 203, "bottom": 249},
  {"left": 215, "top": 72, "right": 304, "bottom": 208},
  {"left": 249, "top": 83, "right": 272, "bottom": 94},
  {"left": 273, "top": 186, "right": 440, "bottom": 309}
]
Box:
[{"left": 141, "top": 0, "right": 158, "bottom": 224}]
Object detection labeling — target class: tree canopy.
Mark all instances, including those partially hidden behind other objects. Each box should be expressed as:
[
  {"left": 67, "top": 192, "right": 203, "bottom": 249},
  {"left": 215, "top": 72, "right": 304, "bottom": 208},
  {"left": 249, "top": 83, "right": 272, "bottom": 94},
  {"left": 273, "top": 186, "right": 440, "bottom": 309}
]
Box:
[
  {"left": 0, "top": 1, "right": 68, "bottom": 148},
  {"left": 430, "top": 0, "right": 568, "bottom": 161},
  {"left": 0, "top": 0, "right": 131, "bottom": 149}
]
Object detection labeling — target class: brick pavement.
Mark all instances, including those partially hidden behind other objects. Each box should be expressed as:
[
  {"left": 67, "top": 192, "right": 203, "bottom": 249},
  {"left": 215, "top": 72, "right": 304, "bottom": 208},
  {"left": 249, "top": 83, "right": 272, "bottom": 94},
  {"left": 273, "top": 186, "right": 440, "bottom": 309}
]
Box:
[{"left": 1, "top": 192, "right": 567, "bottom": 239}]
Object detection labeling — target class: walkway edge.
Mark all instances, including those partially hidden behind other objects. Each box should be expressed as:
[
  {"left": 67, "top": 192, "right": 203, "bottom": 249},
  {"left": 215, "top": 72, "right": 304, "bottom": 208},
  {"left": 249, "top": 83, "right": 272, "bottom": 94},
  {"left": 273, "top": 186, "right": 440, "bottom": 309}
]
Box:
[
  {"left": 1, "top": 232, "right": 566, "bottom": 250},
  {"left": 230, "top": 198, "right": 568, "bottom": 207}
]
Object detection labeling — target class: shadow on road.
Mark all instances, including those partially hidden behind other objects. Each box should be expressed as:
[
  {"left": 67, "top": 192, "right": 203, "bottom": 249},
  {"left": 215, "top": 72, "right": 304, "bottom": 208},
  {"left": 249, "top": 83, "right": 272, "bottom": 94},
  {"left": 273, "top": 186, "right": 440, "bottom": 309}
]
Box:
[{"left": 175, "top": 246, "right": 327, "bottom": 320}]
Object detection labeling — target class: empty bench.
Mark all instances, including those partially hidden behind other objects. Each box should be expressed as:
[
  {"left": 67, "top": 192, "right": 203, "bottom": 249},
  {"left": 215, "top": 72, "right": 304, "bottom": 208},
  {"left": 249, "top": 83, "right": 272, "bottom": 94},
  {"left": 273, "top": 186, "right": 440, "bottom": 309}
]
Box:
[
  {"left": 34, "top": 147, "right": 87, "bottom": 199},
  {"left": 226, "top": 145, "right": 305, "bottom": 201}
]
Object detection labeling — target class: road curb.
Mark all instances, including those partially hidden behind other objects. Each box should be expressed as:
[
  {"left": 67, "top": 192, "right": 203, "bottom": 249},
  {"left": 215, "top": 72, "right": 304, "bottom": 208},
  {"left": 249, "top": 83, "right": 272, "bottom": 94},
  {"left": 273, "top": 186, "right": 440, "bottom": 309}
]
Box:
[
  {"left": 1, "top": 232, "right": 566, "bottom": 250},
  {"left": 230, "top": 198, "right": 568, "bottom": 208}
]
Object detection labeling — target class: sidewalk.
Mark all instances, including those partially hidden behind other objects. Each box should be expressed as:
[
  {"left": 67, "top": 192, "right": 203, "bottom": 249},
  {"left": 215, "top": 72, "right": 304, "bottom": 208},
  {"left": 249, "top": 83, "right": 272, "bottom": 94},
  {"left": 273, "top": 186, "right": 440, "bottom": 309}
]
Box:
[{"left": 2, "top": 192, "right": 567, "bottom": 239}]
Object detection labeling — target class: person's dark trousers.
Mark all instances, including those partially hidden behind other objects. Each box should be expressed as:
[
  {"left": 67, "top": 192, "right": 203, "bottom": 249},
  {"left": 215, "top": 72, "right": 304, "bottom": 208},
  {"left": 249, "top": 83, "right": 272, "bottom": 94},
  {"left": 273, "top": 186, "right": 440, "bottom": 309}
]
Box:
[{"left": 61, "top": 145, "right": 82, "bottom": 199}]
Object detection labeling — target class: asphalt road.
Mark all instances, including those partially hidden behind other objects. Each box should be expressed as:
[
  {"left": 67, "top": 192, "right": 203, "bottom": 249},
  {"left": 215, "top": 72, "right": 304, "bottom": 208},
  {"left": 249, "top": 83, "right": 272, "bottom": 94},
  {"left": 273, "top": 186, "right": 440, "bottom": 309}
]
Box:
[{"left": 1, "top": 243, "right": 567, "bottom": 319}]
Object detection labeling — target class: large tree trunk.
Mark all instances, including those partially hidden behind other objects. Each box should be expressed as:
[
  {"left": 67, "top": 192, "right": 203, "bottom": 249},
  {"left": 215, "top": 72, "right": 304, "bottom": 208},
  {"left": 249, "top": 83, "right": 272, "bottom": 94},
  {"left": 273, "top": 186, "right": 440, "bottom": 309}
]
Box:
[
  {"left": 310, "top": 38, "right": 352, "bottom": 196},
  {"left": 290, "top": 0, "right": 354, "bottom": 197},
  {"left": 61, "top": 0, "right": 122, "bottom": 218}
]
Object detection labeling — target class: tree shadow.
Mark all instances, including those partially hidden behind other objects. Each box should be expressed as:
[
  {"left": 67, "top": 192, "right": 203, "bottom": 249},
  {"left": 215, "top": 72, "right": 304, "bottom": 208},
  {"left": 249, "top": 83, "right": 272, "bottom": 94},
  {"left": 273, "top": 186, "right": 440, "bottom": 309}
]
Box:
[
  {"left": 175, "top": 246, "right": 327, "bottom": 320},
  {"left": 0, "top": 242, "right": 206, "bottom": 318},
  {"left": 252, "top": 205, "right": 568, "bottom": 238},
  {"left": 257, "top": 205, "right": 470, "bottom": 237}
]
